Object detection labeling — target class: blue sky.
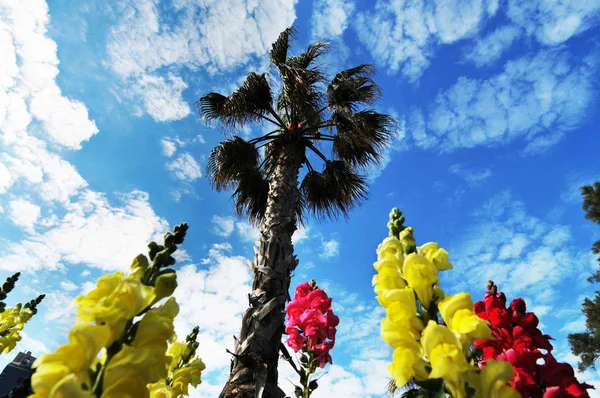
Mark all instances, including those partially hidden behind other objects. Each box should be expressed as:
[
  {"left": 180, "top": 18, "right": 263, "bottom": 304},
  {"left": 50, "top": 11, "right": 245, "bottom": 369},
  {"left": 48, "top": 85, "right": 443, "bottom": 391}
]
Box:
[{"left": 0, "top": 0, "right": 599, "bottom": 396}]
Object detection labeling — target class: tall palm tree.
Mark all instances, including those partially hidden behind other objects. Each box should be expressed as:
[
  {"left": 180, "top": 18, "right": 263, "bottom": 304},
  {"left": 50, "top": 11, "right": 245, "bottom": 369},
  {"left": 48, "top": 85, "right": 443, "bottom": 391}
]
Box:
[{"left": 199, "top": 28, "right": 396, "bottom": 398}]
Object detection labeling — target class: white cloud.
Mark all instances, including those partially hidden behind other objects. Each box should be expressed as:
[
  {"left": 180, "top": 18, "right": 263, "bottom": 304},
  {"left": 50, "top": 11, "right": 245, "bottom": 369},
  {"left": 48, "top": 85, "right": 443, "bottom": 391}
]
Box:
[
  {"left": 320, "top": 238, "right": 340, "bottom": 259},
  {"left": 129, "top": 73, "right": 190, "bottom": 122},
  {"left": 0, "top": 0, "right": 98, "bottom": 150},
  {"left": 560, "top": 317, "right": 586, "bottom": 333},
  {"left": 463, "top": 25, "right": 521, "bottom": 66},
  {"left": 0, "top": 162, "right": 13, "bottom": 193},
  {"left": 449, "top": 164, "right": 493, "bottom": 186},
  {"left": 105, "top": 0, "right": 298, "bottom": 120},
  {"left": 171, "top": 244, "right": 253, "bottom": 393},
  {"left": 59, "top": 280, "right": 78, "bottom": 292},
  {"left": 312, "top": 0, "right": 355, "bottom": 39},
  {"left": 0, "top": 190, "right": 170, "bottom": 272},
  {"left": 506, "top": 0, "right": 600, "bottom": 45},
  {"left": 161, "top": 138, "right": 178, "bottom": 157},
  {"left": 80, "top": 281, "right": 96, "bottom": 296},
  {"left": 449, "top": 191, "right": 592, "bottom": 302},
  {"left": 167, "top": 152, "right": 202, "bottom": 181},
  {"left": 211, "top": 215, "right": 235, "bottom": 238},
  {"left": 292, "top": 225, "right": 309, "bottom": 245},
  {"left": 80, "top": 270, "right": 90, "bottom": 277},
  {"left": 411, "top": 48, "right": 596, "bottom": 153},
  {"left": 355, "top": 0, "right": 495, "bottom": 80},
  {"left": 7, "top": 198, "right": 41, "bottom": 232},
  {"left": 235, "top": 221, "right": 260, "bottom": 243}
]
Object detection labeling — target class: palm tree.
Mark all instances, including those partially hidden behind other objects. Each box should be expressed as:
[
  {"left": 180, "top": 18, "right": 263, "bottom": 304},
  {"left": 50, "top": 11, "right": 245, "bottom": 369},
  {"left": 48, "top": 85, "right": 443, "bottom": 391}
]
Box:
[{"left": 199, "top": 28, "right": 396, "bottom": 398}]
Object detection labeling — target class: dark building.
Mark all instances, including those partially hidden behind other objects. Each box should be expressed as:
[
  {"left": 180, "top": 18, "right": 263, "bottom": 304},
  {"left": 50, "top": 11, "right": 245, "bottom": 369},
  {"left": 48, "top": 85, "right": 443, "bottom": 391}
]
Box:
[{"left": 0, "top": 351, "right": 36, "bottom": 396}]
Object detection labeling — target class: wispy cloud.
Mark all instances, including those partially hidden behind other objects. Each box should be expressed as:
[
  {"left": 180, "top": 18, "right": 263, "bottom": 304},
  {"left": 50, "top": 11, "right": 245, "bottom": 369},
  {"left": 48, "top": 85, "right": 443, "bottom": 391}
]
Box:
[
  {"left": 320, "top": 238, "right": 340, "bottom": 259},
  {"left": 105, "top": 0, "right": 297, "bottom": 121},
  {"left": 311, "top": 0, "right": 355, "bottom": 39},
  {"left": 166, "top": 152, "right": 202, "bottom": 181},
  {"left": 355, "top": 0, "right": 496, "bottom": 80},
  {"left": 449, "top": 191, "right": 594, "bottom": 302},
  {"left": 410, "top": 48, "right": 597, "bottom": 153},
  {"left": 463, "top": 25, "right": 521, "bottom": 67},
  {"left": 449, "top": 164, "right": 493, "bottom": 186}
]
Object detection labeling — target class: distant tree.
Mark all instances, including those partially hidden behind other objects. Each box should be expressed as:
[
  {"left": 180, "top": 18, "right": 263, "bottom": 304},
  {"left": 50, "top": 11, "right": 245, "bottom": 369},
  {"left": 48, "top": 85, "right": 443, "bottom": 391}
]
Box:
[
  {"left": 199, "top": 28, "right": 396, "bottom": 398},
  {"left": 569, "top": 182, "right": 600, "bottom": 371}
]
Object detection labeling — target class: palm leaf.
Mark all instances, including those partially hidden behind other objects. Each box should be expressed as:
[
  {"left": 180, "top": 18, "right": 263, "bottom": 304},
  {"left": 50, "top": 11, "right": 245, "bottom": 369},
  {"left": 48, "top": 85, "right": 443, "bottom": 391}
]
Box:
[
  {"left": 232, "top": 169, "right": 269, "bottom": 225},
  {"left": 332, "top": 110, "right": 396, "bottom": 167},
  {"left": 198, "top": 72, "right": 273, "bottom": 129},
  {"left": 270, "top": 27, "right": 296, "bottom": 67},
  {"left": 327, "top": 64, "right": 381, "bottom": 112},
  {"left": 206, "top": 136, "right": 260, "bottom": 191},
  {"left": 300, "top": 160, "right": 367, "bottom": 220}
]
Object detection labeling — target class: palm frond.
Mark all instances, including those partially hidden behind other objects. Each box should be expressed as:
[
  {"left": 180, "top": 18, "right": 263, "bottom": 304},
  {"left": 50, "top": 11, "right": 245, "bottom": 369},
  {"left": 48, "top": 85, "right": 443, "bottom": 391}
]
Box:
[
  {"left": 327, "top": 64, "right": 381, "bottom": 112},
  {"left": 198, "top": 72, "right": 274, "bottom": 129},
  {"left": 277, "top": 42, "right": 329, "bottom": 127},
  {"left": 300, "top": 160, "right": 367, "bottom": 220},
  {"left": 332, "top": 110, "right": 397, "bottom": 167},
  {"left": 270, "top": 27, "right": 296, "bottom": 67},
  {"left": 206, "top": 136, "right": 260, "bottom": 191},
  {"left": 232, "top": 169, "right": 269, "bottom": 225}
]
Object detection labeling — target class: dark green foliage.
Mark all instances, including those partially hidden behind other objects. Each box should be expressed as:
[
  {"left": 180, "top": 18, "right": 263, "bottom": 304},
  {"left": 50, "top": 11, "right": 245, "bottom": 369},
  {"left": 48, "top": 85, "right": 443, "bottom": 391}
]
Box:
[{"left": 569, "top": 182, "right": 600, "bottom": 371}]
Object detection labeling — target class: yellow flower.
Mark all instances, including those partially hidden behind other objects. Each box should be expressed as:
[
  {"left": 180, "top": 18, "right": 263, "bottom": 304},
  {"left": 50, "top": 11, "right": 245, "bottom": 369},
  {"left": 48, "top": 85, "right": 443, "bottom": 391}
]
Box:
[
  {"left": 438, "top": 292, "right": 492, "bottom": 340},
  {"left": 148, "top": 380, "right": 177, "bottom": 398},
  {"left": 478, "top": 359, "right": 520, "bottom": 398},
  {"left": 373, "top": 259, "right": 406, "bottom": 294},
  {"left": 134, "top": 297, "right": 179, "bottom": 351},
  {"left": 32, "top": 324, "right": 110, "bottom": 396},
  {"left": 167, "top": 342, "right": 187, "bottom": 371},
  {"left": 103, "top": 298, "right": 179, "bottom": 396},
  {"left": 171, "top": 358, "right": 206, "bottom": 396},
  {"left": 376, "top": 237, "right": 405, "bottom": 262},
  {"left": 421, "top": 321, "right": 472, "bottom": 398},
  {"left": 381, "top": 319, "right": 420, "bottom": 348},
  {"left": 154, "top": 271, "right": 177, "bottom": 303},
  {"left": 382, "top": 288, "right": 424, "bottom": 339},
  {"left": 74, "top": 272, "right": 155, "bottom": 343},
  {"left": 49, "top": 374, "right": 94, "bottom": 398},
  {"left": 402, "top": 254, "right": 439, "bottom": 308},
  {"left": 389, "top": 340, "right": 428, "bottom": 387},
  {"left": 418, "top": 242, "right": 453, "bottom": 271}
]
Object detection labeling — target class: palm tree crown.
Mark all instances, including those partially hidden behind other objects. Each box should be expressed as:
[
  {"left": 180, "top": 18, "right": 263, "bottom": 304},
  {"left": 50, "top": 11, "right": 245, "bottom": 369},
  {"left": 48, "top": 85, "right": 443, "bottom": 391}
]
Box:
[{"left": 199, "top": 27, "right": 396, "bottom": 224}]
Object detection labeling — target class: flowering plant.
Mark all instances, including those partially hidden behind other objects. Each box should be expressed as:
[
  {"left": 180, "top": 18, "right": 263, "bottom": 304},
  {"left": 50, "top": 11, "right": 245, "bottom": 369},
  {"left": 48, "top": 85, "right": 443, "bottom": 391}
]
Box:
[
  {"left": 283, "top": 280, "right": 339, "bottom": 398},
  {"left": 474, "top": 281, "right": 593, "bottom": 398},
  {"left": 30, "top": 223, "right": 205, "bottom": 398},
  {"left": 0, "top": 272, "right": 45, "bottom": 354},
  {"left": 374, "top": 208, "right": 518, "bottom": 397}
]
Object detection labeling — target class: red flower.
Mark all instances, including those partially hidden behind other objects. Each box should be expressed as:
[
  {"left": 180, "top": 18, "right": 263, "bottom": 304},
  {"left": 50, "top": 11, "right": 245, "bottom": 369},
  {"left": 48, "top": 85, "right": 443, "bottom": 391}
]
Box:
[
  {"left": 473, "top": 284, "right": 592, "bottom": 398},
  {"left": 285, "top": 282, "right": 338, "bottom": 368}
]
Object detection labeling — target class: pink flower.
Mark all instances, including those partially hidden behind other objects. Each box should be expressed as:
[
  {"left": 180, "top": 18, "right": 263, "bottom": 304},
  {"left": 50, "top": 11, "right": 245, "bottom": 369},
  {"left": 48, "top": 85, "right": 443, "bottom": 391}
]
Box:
[{"left": 285, "top": 281, "right": 338, "bottom": 365}]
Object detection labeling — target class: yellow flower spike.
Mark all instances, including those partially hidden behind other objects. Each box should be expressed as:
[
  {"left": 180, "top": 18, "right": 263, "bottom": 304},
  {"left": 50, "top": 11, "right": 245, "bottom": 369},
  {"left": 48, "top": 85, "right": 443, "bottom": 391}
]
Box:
[
  {"left": 74, "top": 272, "right": 155, "bottom": 344},
  {"left": 428, "top": 343, "right": 472, "bottom": 398},
  {"left": 148, "top": 380, "right": 177, "bottom": 398},
  {"left": 154, "top": 271, "right": 177, "bottom": 303},
  {"left": 389, "top": 342, "right": 428, "bottom": 388},
  {"left": 376, "top": 237, "right": 405, "bottom": 262},
  {"left": 479, "top": 359, "right": 520, "bottom": 398},
  {"left": 418, "top": 242, "right": 453, "bottom": 271},
  {"left": 102, "top": 345, "right": 162, "bottom": 398},
  {"left": 402, "top": 254, "right": 439, "bottom": 308}
]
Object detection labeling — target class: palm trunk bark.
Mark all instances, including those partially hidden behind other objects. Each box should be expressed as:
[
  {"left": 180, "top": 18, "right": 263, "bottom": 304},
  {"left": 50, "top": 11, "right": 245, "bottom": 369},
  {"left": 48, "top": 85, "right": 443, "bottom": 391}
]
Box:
[{"left": 219, "top": 143, "right": 303, "bottom": 398}]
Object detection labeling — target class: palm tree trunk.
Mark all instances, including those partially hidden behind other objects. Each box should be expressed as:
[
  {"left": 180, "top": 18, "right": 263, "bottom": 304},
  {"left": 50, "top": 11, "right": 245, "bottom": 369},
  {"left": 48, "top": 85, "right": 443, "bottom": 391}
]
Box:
[{"left": 219, "top": 144, "right": 303, "bottom": 398}]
